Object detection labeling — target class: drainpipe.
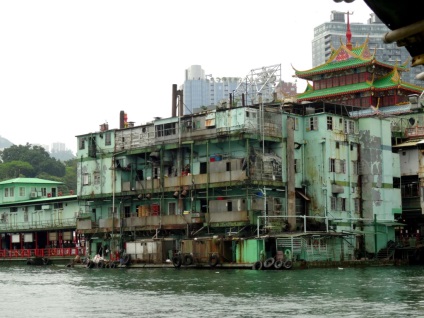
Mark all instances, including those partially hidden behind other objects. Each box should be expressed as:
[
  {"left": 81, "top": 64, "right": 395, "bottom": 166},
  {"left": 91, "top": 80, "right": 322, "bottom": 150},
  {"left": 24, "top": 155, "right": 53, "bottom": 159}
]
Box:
[
  {"left": 374, "top": 214, "right": 378, "bottom": 256},
  {"left": 190, "top": 142, "right": 194, "bottom": 212},
  {"left": 347, "top": 140, "right": 352, "bottom": 230},
  {"left": 320, "top": 138, "right": 328, "bottom": 232},
  {"left": 206, "top": 140, "right": 210, "bottom": 234},
  {"left": 112, "top": 155, "right": 116, "bottom": 253}
]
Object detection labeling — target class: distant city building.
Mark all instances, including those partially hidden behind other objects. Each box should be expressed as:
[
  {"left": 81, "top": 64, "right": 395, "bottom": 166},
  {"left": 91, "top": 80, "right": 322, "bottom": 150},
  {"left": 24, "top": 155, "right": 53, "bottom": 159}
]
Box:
[
  {"left": 182, "top": 65, "right": 240, "bottom": 114},
  {"left": 312, "top": 11, "right": 422, "bottom": 86},
  {"left": 275, "top": 80, "right": 297, "bottom": 99},
  {"left": 34, "top": 143, "right": 49, "bottom": 152},
  {"left": 51, "top": 142, "right": 66, "bottom": 152}
]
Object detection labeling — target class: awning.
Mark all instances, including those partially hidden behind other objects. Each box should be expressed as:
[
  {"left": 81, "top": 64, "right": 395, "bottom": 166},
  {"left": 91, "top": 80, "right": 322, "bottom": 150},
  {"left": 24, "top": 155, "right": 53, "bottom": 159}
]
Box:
[
  {"left": 392, "top": 140, "right": 424, "bottom": 148},
  {"left": 377, "top": 221, "right": 405, "bottom": 227},
  {"left": 296, "top": 190, "right": 310, "bottom": 201}
]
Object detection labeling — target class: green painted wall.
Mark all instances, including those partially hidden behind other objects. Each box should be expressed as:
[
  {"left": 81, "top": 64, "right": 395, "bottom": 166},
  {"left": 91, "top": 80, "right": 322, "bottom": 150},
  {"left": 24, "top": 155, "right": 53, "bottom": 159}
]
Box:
[{"left": 235, "top": 238, "right": 264, "bottom": 263}]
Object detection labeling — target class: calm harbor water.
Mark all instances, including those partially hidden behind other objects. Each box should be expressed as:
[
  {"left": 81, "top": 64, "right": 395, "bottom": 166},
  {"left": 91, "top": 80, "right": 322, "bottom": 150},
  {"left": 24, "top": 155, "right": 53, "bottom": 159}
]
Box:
[{"left": 1, "top": 264, "right": 424, "bottom": 318}]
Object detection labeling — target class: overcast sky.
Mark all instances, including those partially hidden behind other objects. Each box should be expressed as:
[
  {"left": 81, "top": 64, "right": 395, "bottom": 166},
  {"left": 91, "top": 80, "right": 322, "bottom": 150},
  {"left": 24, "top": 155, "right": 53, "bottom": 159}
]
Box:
[{"left": 0, "top": 1, "right": 373, "bottom": 154}]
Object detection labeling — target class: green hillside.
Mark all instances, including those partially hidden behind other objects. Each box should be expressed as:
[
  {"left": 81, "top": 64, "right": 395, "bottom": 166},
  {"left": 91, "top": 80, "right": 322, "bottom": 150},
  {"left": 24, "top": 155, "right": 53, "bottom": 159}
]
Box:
[{"left": 0, "top": 136, "right": 13, "bottom": 149}]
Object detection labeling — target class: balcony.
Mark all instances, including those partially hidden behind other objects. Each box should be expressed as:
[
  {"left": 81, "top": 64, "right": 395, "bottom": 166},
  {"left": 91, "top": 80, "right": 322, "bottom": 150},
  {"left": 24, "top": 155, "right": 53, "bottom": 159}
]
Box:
[
  {"left": 122, "top": 213, "right": 205, "bottom": 230},
  {"left": 405, "top": 126, "right": 424, "bottom": 138},
  {"left": 208, "top": 211, "right": 249, "bottom": 224}
]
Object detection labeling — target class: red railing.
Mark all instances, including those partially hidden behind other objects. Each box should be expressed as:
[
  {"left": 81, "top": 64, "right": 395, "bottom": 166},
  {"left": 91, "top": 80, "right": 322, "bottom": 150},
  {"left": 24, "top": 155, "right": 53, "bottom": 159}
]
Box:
[{"left": 0, "top": 247, "right": 84, "bottom": 259}]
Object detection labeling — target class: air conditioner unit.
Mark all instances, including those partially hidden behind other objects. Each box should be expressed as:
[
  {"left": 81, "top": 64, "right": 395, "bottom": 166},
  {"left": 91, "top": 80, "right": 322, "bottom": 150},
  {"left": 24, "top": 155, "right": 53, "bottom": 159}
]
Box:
[{"left": 30, "top": 192, "right": 37, "bottom": 198}]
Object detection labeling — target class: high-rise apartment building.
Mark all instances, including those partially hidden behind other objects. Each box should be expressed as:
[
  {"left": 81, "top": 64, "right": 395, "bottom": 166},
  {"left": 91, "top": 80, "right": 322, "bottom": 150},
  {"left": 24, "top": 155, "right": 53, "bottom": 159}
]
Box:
[
  {"left": 51, "top": 142, "right": 66, "bottom": 152},
  {"left": 312, "top": 11, "right": 421, "bottom": 86},
  {"left": 182, "top": 65, "right": 240, "bottom": 115}
]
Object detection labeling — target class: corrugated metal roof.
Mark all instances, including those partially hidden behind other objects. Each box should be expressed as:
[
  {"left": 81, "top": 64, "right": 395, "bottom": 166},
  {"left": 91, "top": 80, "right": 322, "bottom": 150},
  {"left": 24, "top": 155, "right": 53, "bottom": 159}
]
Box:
[
  {"left": 0, "top": 178, "right": 63, "bottom": 185},
  {"left": 392, "top": 139, "right": 424, "bottom": 148},
  {"left": 349, "top": 104, "right": 412, "bottom": 118}
]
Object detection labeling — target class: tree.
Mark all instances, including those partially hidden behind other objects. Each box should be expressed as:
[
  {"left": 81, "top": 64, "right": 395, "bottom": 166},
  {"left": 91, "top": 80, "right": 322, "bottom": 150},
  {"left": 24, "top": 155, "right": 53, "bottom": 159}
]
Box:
[
  {"left": 62, "top": 158, "right": 77, "bottom": 194},
  {"left": 0, "top": 143, "right": 65, "bottom": 177},
  {"left": 0, "top": 161, "right": 35, "bottom": 180}
]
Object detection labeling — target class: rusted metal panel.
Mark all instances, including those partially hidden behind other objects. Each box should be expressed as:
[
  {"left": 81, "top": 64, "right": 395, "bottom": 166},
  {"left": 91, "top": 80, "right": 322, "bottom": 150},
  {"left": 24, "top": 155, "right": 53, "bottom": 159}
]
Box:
[
  {"left": 209, "top": 211, "right": 249, "bottom": 223},
  {"left": 98, "top": 217, "right": 119, "bottom": 228},
  {"left": 77, "top": 219, "right": 93, "bottom": 230},
  {"left": 209, "top": 171, "right": 247, "bottom": 183},
  {"left": 210, "top": 199, "right": 247, "bottom": 213},
  {"left": 124, "top": 214, "right": 198, "bottom": 228},
  {"left": 126, "top": 240, "right": 174, "bottom": 264},
  {"left": 181, "top": 238, "right": 222, "bottom": 263}
]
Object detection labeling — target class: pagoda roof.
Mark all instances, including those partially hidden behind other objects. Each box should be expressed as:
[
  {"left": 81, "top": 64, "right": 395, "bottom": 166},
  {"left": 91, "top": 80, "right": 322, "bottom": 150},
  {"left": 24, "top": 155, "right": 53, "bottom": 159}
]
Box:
[
  {"left": 294, "top": 38, "right": 408, "bottom": 79},
  {"left": 297, "top": 67, "right": 423, "bottom": 102}
]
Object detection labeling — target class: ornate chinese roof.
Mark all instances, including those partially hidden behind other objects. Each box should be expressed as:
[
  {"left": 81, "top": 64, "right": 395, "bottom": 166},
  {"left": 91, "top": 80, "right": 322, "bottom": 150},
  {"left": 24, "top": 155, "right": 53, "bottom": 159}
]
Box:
[
  {"left": 297, "top": 66, "right": 423, "bottom": 102},
  {"left": 293, "top": 38, "right": 408, "bottom": 80}
]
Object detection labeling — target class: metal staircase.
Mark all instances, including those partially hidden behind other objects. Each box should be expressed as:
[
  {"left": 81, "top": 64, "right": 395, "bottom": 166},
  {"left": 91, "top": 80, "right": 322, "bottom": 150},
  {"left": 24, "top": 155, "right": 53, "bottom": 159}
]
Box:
[{"left": 376, "top": 241, "right": 396, "bottom": 260}]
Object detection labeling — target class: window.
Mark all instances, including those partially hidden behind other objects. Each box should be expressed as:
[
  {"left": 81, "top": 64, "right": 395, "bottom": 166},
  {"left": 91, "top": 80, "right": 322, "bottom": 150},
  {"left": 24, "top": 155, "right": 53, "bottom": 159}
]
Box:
[
  {"left": 352, "top": 160, "right": 358, "bottom": 175},
  {"left": 53, "top": 203, "right": 63, "bottom": 209},
  {"left": 10, "top": 207, "right": 17, "bottom": 213},
  {"left": 9, "top": 188, "right": 14, "bottom": 197},
  {"left": 35, "top": 205, "right": 42, "bottom": 211},
  {"left": 293, "top": 118, "right": 299, "bottom": 130},
  {"left": 336, "top": 141, "right": 340, "bottom": 149},
  {"left": 79, "top": 137, "right": 85, "bottom": 150},
  {"left": 338, "top": 198, "right": 346, "bottom": 211},
  {"left": 4, "top": 188, "right": 8, "bottom": 197},
  {"left": 294, "top": 159, "right": 301, "bottom": 173},
  {"left": 330, "top": 159, "right": 345, "bottom": 173},
  {"left": 331, "top": 197, "right": 337, "bottom": 210},
  {"left": 200, "top": 162, "right": 207, "bottom": 174},
  {"left": 168, "top": 202, "right": 176, "bottom": 215},
  {"left": 344, "top": 120, "right": 355, "bottom": 134},
  {"left": 335, "top": 159, "right": 346, "bottom": 174},
  {"left": 88, "top": 136, "right": 96, "bottom": 158},
  {"left": 327, "top": 116, "right": 333, "bottom": 130},
  {"left": 227, "top": 201, "right": 233, "bottom": 212},
  {"left": 105, "top": 132, "right": 111, "bottom": 146},
  {"left": 354, "top": 198, "right": 360, "bottom": 213},
  {"left": 83, "top": 174, "right": 91, "bottom": 185},
  {"left": 393, "top": 177, "right": 400, "bottom": 189},
  {"left": 19, "top": 187, "right": 25, "bottom": 196},
  {"left": 124, "top": 206, "right": 131, "bottom": 218},
  {"left": 156, "top": 123, "right": 176, "bottom": 137},
  {"left": 41, "top": 188, "right": 47, "bottom": 196},
  {"left": 93, "top": 172, "right": 100, "bottom": 185},
  {"left": 329, "top": 158, "right": 336, "bottom": 172},
  {"left": 226, "top": 162, "right": 231, "bottom": 172},
  {"left": 308, "top": 117, "right": 318, "bottom": 131},
  {"left": 24, "top": 208, "right": 28, "bottom": 222}
]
